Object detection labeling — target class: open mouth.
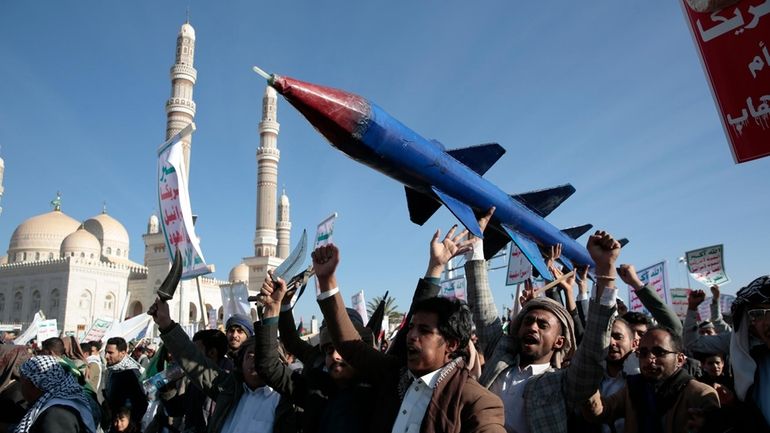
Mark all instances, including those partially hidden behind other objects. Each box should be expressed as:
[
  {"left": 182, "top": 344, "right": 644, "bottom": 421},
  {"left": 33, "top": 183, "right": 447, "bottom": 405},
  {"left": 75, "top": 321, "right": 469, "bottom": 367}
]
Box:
[
  {"left": 522, "top": 334, "right": 539, "bottom": 345},
  {"left": 407, "top": 346, "right": 421, "bottom": 357}
]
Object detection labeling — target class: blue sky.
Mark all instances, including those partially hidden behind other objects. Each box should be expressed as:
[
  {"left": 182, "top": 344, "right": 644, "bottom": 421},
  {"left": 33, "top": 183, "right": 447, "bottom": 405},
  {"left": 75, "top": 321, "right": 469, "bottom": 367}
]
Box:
[{"left": 1, "top": 1, "right": 768, "bottom": 323}]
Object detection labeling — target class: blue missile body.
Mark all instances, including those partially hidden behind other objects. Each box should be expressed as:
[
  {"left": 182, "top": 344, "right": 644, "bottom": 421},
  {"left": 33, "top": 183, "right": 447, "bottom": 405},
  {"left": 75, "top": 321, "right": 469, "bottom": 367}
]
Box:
[{"left": 265, "top": 72, "right": 596, "bottom": 278}]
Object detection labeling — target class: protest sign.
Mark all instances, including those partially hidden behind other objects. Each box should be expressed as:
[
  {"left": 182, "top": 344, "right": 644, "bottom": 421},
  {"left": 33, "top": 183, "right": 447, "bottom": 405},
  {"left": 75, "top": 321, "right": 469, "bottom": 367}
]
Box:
[
  {"left": 506, "top": 244, "right": 532, "bottom": 286},
  {"left": 628, "top": 261, "right": 669, "bottom": 315},
  {"left": 314, "top": 213, "right": 337, "bottom": 248},
  {"left": 81, "top": 318, "right": 114, "bottom": 343},
  {"left": 670, "top": 288, "right": 692, "bottom": 319},
  {"left": 351, "top": 290, "right": 369, "bottom": 324},
  {"left": 685, "top": 244, "right": 730, "bottom": 286},
  {"left": 36, "top": 319, "right": 58, "bottom": 343},
  {"left": 697, "top": 293, "right": 737, "bottom": 321},
  {"left": 221, "top": 282, "right": 250, "bottom": 323},
  {"left": 680, "top": 0, "right": 770, "bottom": 163},
  {"left": 14, "top": 311, "right": 45, "bottom": 345},
  {"left": 439, "top": 276, "right": 467, "bottom": 301},
  {"left": 157, "top": 123, "right": 210, "bottom": 279},
  {"left": 103, "top": 313, "right": 152, "bottom": 344}
]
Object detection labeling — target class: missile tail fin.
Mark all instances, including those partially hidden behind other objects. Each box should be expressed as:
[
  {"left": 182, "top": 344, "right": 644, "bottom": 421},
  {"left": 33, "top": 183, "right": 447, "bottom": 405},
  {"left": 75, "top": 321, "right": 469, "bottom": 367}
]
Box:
[
  {"left": 446, "top": 143, "right": 506, "bottom": 176},
  {"left": 405, "top": 187, "right": 442, "bottom": 225},
  {"left": 561, "top": 224, "right": 593, "bottom": 240},
  {"left": 619, "top": 238, "right": 630, "bottom": 247},
  {"left": 501, "top": 224, "right": 554, "bottom": 280},
  {"left": 482, "top": 224, "right": 512, "bottom": 260},
  {"left": 511, "top": 184, "right": 576, "bottom": 218},
  {"left": 431, "top": 187, "right": 482, "bottom": 237}
]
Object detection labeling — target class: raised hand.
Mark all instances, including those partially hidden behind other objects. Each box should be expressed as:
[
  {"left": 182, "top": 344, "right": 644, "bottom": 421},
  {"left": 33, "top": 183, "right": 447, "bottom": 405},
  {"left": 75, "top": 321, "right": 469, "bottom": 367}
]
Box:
[
  {"left": 147, "top": 297, "right": 172, "bottom": 330},
  {"left": 545, "top": 243, "right": 563, "bottom": 270},
  {"left": 311, "top": 244, "right": 340, "bottom": 281},
  {"left": 576, "top": 266, "right": 590, "bottom": 295},
  {"left": 586, "top": 231, "right": 621, "bottom": 275},
  {"left": 260, "top": 270, "right": 288, "bottom": 317},
  {"left": 519, "top": 279, "right": 535, "bottom": 307},
  {"left": 473, "top": 206, "right": 496, "bottom": 238},
  {"left": 688, "top": 289, "right": 707, "bottom": 311},
  {"left": 710, "top": 284, "right": 721, "bottom": 301},
  {"left": 426, "top": 225, "right": 472, "bottom": 278},
  {"left": 618, "top": 264, "right": 644, "bottom": 291}
]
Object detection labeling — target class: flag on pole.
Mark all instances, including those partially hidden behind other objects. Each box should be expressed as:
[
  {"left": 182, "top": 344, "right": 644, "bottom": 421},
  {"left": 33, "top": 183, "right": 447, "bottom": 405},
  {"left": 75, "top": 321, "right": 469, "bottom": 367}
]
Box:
[
  {"left": 157, "top": 123, "right": 210, "bottom": 279},
  {"left": 351, "top": 290, "right": 369, "bottom": 324},
  {"left": 297, "top": 317, "right": 306, "bottom": 335}
]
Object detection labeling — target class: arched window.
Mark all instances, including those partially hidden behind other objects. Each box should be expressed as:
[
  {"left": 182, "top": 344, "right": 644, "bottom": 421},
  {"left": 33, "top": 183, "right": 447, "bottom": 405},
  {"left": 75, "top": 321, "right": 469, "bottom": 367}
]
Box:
[
  {"left": 0, "top": 293, "right": 5, "bottom": 314},
  {"left": 130, "top": 301, "right": 143, "bottom": 319},
  {"left": 250, "top": 308, "right": 258, "bottom": 322},
  {"left": 49, "top": 289, "right": 60, "bottom": 317},
  {"left": 80, "top": 252, "right": 85, "bottom": 258},
  {"left": 35, "top": 252, "right": 40, "bottom": 261},
  {"left": 218, "top": 306, "right": 224, "bottom": 321},
  {"left": 30, "top": 290, "right": 41, "bottom": 314},
  {"left": 48, "top": 252, "right": 54, "bottom": 260},
  {"left": 106, "top": 247, "right": 112, "bottom": 255},
  {"left": 104, "top": 293, "right": 114, "bottom": 311},
  {"left": 188, "top": 302, "right": 197, "bottom": 322},
  {"left": 116, "top": 248, "right": 121, "bottom": 256},
  {"left": 22, "top": 252, "right": 26, "bottom": 261},
  {"left": 79, "top": 291, "right": 92, "bottom": 311},
  {"left": 12, "top": 292, "right": 23, "bottom": 321}
]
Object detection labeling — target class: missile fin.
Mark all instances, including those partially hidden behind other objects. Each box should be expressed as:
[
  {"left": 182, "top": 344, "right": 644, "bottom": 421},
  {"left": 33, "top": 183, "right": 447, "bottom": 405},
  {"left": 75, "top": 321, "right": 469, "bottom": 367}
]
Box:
[
  {"left": 446, "top": 143, "right": 506, "bottom": 176},
  {"left": 405, "top": 186, "right": 442, "bottom": 225},
  {"left": 501, "top": 224, "right": 554, "bottom": 281},
  {"left": 431, "top": 187, "right": 482, "bottom": 237},
  {"left": 482, "top": 224, "right": 512, "bottom": 260},
  {"left": 619, "top": 238, "right": 630, "bottom": 247},
  {"left": 561, "top": 224, "right": 593, "bottom": 240},
  {"left": 510, "top": 184, "right": 576, "bottom": 218},
  {"left": 559, "top": 255, "right": 574, "bottom": 271}
]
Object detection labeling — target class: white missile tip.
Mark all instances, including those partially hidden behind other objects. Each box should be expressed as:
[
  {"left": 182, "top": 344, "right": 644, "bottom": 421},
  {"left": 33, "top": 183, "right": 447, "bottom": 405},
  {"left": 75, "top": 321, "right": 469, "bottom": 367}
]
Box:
[{"left": 252, "top": 66, "right": 271, "bottom": 80}]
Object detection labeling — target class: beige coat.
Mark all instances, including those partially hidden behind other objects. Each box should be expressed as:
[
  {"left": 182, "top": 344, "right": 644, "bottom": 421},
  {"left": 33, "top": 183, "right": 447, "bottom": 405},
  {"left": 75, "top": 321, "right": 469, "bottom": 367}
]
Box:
[{"left": 585, "top": 378, "right": 719, "bottom": 433}]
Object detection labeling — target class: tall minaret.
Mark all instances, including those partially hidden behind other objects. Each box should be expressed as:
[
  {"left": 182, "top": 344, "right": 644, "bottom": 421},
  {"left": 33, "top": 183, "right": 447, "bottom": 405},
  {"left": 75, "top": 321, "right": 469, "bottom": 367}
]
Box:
[
  {"left": 276, "top": 189, "right": 291, "bottom": 259},
  {"left": 0, "top": 155, "right": 4, "bottom": 216},
  {"left": 253, "top": 86, "right": 280, "bottom": 257},
  {"left": 165, "top": 21, "right": 197, "bottom": 177}
]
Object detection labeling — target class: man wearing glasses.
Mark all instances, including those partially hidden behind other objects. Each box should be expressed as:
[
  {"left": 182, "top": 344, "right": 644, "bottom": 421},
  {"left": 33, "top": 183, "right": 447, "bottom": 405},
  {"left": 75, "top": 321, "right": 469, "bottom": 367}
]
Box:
[{"left": 583, "top": 324, "right": 719, "bottom": 432}]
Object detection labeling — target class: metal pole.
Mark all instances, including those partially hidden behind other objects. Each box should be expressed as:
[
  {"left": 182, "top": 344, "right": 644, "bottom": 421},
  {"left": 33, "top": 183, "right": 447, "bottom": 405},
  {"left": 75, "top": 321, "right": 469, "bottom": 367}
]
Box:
[{"left": 195, "top": 276, "right": 207, "bottom": 329}]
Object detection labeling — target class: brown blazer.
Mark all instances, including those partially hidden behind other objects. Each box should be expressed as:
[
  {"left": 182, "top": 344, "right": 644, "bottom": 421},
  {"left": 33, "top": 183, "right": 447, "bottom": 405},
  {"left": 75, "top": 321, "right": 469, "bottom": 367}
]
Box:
[
  {"left": 318, "top": 292, "right": 505, "bottom": 433},
  {"left": 585, "top": 377, "right": 720, "bottom": 433}
]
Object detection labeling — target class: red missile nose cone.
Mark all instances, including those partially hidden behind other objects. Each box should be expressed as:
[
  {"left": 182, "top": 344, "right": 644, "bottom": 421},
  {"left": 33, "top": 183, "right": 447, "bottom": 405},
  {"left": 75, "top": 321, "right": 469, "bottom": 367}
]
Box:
[{"left": 271, "top": 75, "right": 371, "bottom": 145}]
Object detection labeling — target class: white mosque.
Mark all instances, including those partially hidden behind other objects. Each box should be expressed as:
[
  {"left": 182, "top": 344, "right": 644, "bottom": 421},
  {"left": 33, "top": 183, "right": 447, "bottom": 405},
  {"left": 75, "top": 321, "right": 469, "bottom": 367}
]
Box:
[{"left": 0, "top": 21, "right": 292, "bottom": 338}]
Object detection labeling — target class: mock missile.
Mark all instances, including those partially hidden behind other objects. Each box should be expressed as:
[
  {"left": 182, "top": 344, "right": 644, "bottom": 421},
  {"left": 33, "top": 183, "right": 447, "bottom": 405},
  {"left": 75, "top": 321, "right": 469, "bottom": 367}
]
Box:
[{"left": 253, "top": 66, "right": 598, "bottom": 279}]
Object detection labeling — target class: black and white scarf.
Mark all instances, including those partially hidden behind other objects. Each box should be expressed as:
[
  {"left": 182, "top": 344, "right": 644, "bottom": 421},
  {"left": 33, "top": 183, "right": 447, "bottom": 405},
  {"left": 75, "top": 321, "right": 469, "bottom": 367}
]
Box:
[
  {"left": 107, "top": 353, "right": 143, "bottom": 374},
  {"left": 15, "top": 356, "right": 94, "bottom": 433}
]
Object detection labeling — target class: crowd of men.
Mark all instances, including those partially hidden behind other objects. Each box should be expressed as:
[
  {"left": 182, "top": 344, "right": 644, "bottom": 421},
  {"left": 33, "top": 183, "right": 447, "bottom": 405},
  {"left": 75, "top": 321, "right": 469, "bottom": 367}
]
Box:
[{"left": 0, "top": 207, "right": 768, "bottom": 433}]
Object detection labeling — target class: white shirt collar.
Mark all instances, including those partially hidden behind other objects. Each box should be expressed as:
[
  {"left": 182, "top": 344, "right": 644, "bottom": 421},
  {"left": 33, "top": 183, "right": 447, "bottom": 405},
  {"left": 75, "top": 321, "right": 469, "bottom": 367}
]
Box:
[
  {"left": 520, "top": 362, "right": 550, "bottom": 376},
  {"left": 242, "top": 383, "right": 274, "bottom": 396},
  {"left": 410, "top": 367, "right": 442, "bottom": 389}
]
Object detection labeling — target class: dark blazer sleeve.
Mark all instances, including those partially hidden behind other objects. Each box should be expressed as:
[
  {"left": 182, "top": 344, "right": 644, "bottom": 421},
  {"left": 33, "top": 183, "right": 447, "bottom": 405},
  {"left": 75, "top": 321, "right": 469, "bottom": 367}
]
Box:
[
  {"left": 254, "top": 321, "right": 308, "bottom": 408},
  {"left": 318, "top": 292, "right": 400, "bottom": 385},
  {"left": 30, "top": 405, "right": 86, "bottom": 433},
  {"left": 278, "top": 308, "right": 319, "bottom": 365}
]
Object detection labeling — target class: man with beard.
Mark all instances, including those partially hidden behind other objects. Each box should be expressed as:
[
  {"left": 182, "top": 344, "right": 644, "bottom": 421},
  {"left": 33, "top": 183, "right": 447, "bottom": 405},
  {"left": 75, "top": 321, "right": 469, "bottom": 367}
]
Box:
[
  {"left": 584, "top": 326, "right": 719, "bottom": 433},
  {"left": 225, "top": 314, "right": 254, "bottom": 360},
  {"left": 312, "top": 237, "right": 506, "bottom": 433},
  {"left": 466, "top": 208, "right": 620, "bottom": 433},
  {"left": 149, "top": 298, "right": 297, "bottom": 433},
  {"left": 254, "top": 271, "right": 375, "bottom": 433},
  {"left": 102, "top": 337, "right": 147, "bottom": 429}
]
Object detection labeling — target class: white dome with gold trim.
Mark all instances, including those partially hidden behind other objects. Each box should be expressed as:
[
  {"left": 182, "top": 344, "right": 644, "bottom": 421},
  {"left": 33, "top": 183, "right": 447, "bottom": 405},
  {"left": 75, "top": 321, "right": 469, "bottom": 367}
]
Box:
[
  {"left": 61, "top": 226, "right": 102, "bottom": 260},
  {"left": 8, "top": 209, "right": 81, "bottom": 263},
  {"left": 84, "top": 212, "right": 130, "bottom": 260}
]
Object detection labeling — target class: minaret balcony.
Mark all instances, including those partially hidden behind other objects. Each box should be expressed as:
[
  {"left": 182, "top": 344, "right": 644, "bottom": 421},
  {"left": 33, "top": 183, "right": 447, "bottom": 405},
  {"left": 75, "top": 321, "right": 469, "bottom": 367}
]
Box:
[
  {"left": 259, "top": 121, "right": 280, "bottom": 135},
  {"left": 169, "top": 65, "right": 198, "bottom": 83},
  {"left": 165, "top": 98, "right": 197, "bottom": 116}
]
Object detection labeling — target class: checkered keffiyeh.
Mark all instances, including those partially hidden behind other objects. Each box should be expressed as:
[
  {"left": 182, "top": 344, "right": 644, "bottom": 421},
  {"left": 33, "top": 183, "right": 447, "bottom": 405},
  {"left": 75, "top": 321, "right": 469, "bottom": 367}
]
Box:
[
  {"left": 15, "top": 356, "right": 91, "bottom": 433},
  {"left": 731, "top": 275, "right": 770, "bottom": 331}
]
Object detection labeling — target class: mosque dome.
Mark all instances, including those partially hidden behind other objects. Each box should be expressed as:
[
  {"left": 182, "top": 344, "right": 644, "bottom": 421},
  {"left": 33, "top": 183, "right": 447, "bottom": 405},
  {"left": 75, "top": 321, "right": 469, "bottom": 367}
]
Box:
[
  {"left": 8, "top": 210, "right": 81, "bottom": 263},
  {"left": 280, "top": 191, "right": 290, "bottom": 207},
  {"left": 61, "top": 227, "right": 102, "bottom": 260},
  {"left": 84, "top": 212, "right": 130, "bottom": 260},
  {"left": 229, "top": 263, "right": 249, "bottom": 283}
]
